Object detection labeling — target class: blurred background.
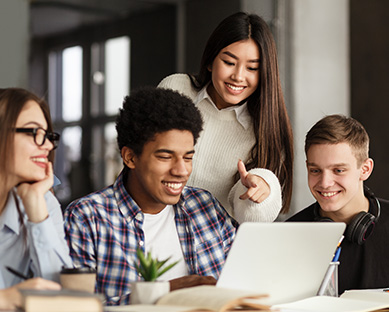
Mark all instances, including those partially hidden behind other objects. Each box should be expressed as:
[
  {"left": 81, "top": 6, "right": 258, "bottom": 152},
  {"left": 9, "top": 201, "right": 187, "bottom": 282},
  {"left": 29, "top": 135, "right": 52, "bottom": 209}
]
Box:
[{"left": 0, "top": 0, "right": 388, "bottom": 219}]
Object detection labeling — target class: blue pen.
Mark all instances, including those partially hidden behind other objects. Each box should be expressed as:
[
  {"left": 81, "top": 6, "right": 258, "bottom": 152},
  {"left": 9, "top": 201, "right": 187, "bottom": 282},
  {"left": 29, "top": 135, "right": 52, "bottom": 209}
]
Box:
[{"left": 332, "top": 246, "right": 342, "bottom": 262}]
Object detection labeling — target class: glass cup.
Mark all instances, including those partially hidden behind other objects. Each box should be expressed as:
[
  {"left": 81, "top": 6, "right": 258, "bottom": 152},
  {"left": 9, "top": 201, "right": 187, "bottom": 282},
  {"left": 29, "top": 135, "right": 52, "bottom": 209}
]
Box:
[{"left": 318, "top": 261, "right": 339, "bottom": 297}]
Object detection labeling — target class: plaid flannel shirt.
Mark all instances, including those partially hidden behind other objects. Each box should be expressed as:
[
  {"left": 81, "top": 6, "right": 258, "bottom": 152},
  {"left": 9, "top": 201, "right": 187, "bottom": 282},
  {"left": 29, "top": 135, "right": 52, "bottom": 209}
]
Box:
[{"left": 64, "top": 170, "right": 238, "bottom": 305}]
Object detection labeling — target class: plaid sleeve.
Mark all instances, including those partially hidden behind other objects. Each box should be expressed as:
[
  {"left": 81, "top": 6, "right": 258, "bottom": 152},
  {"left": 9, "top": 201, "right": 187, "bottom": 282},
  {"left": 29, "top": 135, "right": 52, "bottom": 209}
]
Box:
[
  {"left": 213, "top": 197, "right": 239, "bottom": 257},
  {"left": 63, "top": 199, "right": 97, "bottom": 270},
  {"left": 181, "top": 188, "right": 238, "bottom": 278}
]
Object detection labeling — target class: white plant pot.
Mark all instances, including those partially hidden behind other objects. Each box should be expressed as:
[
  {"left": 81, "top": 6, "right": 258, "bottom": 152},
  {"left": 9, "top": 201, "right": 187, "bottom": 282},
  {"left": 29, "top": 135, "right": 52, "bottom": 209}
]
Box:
[{"left": 130, "top": 281, "right": 170, "bottom": 304}]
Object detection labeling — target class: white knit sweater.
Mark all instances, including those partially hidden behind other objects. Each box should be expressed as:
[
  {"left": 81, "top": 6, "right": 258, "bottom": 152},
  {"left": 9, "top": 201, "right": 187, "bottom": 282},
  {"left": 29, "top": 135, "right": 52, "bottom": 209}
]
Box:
[{"left": 158, "top": 74, "right": 282, "bottom": 223}]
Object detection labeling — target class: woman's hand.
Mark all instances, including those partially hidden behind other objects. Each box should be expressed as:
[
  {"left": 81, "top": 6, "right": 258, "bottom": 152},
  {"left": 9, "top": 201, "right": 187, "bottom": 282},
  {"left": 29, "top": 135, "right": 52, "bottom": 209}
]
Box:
[
  {"left": 0, "top": 278, "right": 61, "bottom": 310},
  {"left": 16, "top": 162, "right": 54, "bottom": 223},
  {"left": 237, "top": 160, "right": 270, "bottom": 203}
]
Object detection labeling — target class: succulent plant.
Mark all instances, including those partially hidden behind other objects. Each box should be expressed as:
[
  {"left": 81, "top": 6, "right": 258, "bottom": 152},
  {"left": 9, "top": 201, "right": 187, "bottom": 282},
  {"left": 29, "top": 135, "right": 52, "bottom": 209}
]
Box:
[{"left": 134, "top": 248, "right": 179, "bottom": 282}]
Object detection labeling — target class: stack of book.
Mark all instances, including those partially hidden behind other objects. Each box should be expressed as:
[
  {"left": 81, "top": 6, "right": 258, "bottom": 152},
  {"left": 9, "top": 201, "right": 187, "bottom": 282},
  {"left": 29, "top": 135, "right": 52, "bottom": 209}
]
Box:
[{"left": 18, "top": 289, "right": 104, "bottom": 312}]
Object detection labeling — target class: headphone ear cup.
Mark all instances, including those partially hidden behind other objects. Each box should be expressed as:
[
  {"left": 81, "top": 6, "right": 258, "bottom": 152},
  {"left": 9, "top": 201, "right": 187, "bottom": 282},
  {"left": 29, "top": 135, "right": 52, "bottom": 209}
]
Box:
[{"left": 345, "top": 212, "right": 376, "bottom": 245}]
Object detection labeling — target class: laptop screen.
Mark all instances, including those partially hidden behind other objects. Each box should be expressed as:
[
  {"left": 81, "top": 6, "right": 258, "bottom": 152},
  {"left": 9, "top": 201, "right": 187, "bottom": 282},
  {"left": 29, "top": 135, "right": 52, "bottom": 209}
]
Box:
[{"left": 217, "top": 222, "right": 345, "bottom": 305}]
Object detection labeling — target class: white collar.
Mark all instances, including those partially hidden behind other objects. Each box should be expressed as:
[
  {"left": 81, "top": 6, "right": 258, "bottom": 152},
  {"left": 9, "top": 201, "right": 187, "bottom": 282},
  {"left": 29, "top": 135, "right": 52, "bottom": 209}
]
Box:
[{"left": 195, "top": 84, "right": 251, "bottom": 130}]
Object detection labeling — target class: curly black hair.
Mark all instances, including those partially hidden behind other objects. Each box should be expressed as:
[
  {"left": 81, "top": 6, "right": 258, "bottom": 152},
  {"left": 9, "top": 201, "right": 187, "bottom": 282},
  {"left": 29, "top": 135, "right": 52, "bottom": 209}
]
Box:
[{"left": 116, "top": 86, "right": 203, "bottom": 156}]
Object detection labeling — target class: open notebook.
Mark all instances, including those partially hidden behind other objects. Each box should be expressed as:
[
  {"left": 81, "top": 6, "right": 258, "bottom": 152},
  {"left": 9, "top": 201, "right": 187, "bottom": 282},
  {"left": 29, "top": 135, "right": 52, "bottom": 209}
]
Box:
[{"left": 217, "top": 222, "right": 346, "bottom": 305}]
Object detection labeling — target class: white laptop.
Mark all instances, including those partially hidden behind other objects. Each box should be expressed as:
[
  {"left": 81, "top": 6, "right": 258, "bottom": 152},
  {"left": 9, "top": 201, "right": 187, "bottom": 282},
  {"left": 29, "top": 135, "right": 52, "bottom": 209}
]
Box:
[{"left": 217, "top": 222, "right": 346, "bottom": 305}]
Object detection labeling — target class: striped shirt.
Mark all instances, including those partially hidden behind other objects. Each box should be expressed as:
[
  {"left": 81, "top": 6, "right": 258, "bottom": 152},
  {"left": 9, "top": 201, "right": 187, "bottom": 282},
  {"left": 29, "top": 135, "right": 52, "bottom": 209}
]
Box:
[{"left": 64, "top": 170, "right": 238, "bottom": 305}]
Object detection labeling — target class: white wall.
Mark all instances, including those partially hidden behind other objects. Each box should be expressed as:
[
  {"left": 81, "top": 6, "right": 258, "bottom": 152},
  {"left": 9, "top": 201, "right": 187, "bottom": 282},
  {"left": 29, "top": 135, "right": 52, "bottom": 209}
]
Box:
[
  {"left": 0, "top": 0, "right": 29, "bottom": 88},
  {"left": 289, "top": 0, "right": 350, "bottom": 218},
  {"left": 242, "top": 0, "right": 274, "bottom": 20}
]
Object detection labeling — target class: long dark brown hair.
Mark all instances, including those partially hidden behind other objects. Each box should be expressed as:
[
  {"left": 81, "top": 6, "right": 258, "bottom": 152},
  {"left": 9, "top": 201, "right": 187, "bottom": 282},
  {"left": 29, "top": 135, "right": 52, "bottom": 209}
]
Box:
[
  {"left": 0, "top": 88, "right": 55, "bottom": 219},
  {"left": 191, "top": 12, "right": 294, "bottom": 213}
]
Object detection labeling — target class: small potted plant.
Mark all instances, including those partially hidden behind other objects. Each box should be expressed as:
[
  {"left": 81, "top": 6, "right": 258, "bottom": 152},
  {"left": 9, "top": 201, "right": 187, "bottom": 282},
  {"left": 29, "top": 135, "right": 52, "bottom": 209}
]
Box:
[{"left": 131, "top": 248, "right": 179, "bottom": 304}]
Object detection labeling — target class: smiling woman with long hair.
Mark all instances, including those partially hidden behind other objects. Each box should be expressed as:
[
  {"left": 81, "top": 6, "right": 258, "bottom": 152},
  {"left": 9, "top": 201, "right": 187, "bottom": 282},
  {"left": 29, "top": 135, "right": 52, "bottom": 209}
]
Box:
[
  {"left": 158, "top": 12, "right": 293, "bottom": 223},
  {"left": 0, "top": 88, "right": 72, "bottom": 309}
]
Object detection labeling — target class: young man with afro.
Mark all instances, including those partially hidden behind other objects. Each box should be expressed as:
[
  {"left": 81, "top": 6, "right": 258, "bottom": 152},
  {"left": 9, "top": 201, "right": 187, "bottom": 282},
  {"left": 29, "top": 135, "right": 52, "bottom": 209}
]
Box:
[{"left": 64, "top": 87, "right": 238, "bottom": 305}]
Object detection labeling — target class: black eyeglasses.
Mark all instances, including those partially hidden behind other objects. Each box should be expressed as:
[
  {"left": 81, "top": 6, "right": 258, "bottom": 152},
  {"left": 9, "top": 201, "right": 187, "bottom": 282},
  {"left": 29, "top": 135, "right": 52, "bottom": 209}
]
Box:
[{"left": 14, "top": 127, "right": 60, "bottom": 150}]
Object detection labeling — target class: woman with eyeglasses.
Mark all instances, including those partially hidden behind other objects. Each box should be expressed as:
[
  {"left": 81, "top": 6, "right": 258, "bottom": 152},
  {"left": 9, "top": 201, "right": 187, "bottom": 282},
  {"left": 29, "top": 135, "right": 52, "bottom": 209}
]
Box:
[{"left": 0, "top": 88, "right": 72, "bottom": 309}]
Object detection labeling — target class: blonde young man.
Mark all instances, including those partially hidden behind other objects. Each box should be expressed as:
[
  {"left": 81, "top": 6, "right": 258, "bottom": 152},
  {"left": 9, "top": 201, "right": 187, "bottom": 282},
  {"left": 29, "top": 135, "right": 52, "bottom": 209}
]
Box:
[{"left": 288, "top": 114, "right": 389, "bottom": 294}]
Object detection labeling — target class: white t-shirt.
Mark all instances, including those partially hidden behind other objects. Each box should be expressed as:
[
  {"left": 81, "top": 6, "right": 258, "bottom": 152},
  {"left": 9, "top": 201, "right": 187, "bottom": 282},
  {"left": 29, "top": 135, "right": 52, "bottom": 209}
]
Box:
[{"left": 143, "top": 205, "right": 188, "bottom": 280}]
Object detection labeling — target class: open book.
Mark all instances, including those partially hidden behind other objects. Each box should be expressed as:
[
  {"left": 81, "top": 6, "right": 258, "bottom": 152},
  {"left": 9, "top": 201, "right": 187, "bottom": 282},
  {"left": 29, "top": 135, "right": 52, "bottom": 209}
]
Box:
[
  {"left": 271, "top": 289, "right": 389, "bottom": 312},
  {"left": 18, "top": 289, "right": 104, "bottom": 312},
  {"left": 105, "top": 287, "right": 389, "bottom": 312},
  {"left": 104, "top": 285, "right": 271, "bottom": 312}
]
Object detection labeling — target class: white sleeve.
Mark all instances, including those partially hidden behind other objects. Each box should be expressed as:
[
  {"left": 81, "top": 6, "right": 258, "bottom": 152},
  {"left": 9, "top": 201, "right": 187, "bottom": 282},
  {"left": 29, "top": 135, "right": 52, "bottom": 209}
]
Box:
[
  {"left": 157, "top": 74, "right": 184, "bottom": 90},
  {"left": 157, "top": 74, "right": 190, "bottom": 91},
  {"left": 228, "top": 168, "right": 282, "bottom": 223},
  {"left": 157, "top": 75, "right": 172, "bottom": 89}
]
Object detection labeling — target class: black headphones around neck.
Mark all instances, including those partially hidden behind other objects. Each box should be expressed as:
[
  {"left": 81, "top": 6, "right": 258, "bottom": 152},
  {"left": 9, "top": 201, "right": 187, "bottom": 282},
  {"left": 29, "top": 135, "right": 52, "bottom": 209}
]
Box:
[{"left": 313, "top": 186, "right": 381, "bottom": 245}]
